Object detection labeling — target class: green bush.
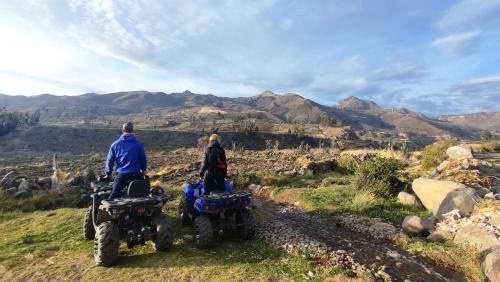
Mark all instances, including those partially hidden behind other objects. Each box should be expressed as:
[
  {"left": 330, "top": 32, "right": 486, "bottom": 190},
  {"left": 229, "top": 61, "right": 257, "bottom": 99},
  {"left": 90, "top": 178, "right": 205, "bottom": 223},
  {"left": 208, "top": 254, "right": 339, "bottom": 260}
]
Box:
[
  {"left": 420, "top": 140, "right": 457, "bottom": 169},
  {"left": 353, "top": 157, "right": 405, "bottom": 197},
  {"left": 336, "top": 155, "right": 360, "bottom": 173}
]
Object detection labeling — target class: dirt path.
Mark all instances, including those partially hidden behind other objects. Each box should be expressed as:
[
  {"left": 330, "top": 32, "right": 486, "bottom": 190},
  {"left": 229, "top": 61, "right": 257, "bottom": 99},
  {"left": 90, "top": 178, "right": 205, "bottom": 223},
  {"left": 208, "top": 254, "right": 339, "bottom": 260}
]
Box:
[{"left": 255, "top": 200, "right": 465, "bottom": 282}]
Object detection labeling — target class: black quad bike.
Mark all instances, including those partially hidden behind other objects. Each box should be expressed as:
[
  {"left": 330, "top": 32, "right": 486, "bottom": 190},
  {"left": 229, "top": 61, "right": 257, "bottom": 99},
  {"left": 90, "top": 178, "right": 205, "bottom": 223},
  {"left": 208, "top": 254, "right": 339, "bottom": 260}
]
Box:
[{"left": 83, "top": 175, "right": 173, "bottom": 266}]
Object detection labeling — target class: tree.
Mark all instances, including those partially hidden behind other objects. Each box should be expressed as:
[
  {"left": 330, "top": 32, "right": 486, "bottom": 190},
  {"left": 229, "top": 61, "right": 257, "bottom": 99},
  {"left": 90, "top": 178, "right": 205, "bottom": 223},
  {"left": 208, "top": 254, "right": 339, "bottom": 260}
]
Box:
[{"left": 480, "top": 131, "right": 493, "bottom": 141}]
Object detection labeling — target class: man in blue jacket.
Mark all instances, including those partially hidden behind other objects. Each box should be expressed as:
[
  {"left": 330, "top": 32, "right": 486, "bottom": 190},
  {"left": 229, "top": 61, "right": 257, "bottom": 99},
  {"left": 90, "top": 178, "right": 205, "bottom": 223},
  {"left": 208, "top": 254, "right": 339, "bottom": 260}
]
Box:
[{"left": 105, "top": 122, "right": 147, "bottom": 200}]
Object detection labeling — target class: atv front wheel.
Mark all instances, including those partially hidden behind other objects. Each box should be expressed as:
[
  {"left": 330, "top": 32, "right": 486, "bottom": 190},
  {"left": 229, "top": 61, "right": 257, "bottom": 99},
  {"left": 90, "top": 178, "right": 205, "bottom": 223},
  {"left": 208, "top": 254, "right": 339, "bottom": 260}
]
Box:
[
  {"left": 194, "top": 215, "right": 213, "bottom": 249},
  {"left": 179, "top": 195, "right": 191, "bottom": 226},
  {"left": 94, "top": 221, "right": 119, "bottom": 266},
  {"left": 238, "top": 209, "right": 256, "bottom": 240},
  {"left": 83, "top": 206, "right": 95, "bottom": 240},
  {"left": 151, "top": 214, "right": 173, "bottom": 251}
]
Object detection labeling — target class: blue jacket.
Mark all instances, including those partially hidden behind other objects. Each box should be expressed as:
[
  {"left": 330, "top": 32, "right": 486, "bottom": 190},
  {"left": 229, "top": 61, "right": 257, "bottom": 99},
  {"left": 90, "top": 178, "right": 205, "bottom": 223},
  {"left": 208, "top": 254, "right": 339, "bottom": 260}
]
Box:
[{"left": 105, "top": 134, "right": 147, "bottom": 175}]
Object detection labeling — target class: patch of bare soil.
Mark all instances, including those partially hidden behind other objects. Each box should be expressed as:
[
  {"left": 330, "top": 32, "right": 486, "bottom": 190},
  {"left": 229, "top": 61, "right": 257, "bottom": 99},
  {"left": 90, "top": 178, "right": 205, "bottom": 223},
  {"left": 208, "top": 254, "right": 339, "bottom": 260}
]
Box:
[{"left": 256, "top": 200, "right": 466, "bottom": 282}]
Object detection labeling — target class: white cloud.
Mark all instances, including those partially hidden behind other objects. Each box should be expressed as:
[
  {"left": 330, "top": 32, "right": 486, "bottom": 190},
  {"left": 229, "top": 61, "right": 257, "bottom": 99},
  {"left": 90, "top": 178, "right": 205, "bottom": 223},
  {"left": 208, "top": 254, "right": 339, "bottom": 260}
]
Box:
[
  {"left": 373, "top": 63, "right": 428, "bottom": 82},
  {"left": 432, "top": 31, "right": 481, "bottom": 55},
  {"left": 436, "top": 0, "right": 500, "bottom": 29}
]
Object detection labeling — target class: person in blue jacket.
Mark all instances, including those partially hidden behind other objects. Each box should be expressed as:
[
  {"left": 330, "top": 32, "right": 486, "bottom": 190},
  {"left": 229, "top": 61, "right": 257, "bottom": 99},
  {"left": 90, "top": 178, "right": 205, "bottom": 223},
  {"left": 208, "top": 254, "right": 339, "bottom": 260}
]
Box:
[{"left": 105, "top": 122, "right": 147, "bottom": 200}]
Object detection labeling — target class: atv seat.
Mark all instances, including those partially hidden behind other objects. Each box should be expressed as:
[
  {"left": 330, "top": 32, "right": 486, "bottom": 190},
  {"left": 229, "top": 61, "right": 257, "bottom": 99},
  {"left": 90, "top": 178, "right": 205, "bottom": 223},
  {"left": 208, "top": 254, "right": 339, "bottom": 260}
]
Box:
[{"left": 127, "top": 180, "right": 150, "bottom": 198}]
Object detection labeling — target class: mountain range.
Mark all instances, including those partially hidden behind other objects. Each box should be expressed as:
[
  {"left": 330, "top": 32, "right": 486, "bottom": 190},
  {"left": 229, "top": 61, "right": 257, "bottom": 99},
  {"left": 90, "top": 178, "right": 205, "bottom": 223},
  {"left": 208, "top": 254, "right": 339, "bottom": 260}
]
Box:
[{"left": 0, "top": 90, "right": 498, "bottom": 138}]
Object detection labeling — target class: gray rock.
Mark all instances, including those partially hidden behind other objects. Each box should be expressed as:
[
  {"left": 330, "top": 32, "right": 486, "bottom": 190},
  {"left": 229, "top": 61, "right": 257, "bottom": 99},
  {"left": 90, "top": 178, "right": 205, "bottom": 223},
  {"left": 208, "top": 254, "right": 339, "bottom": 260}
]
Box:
[
  {"left": 82, "top": 168, "right": 96, "bottom": 182},
  {"left": 397, "top": 192, "right": 423, "bottom": 207},
  {"left": 412, "top": 178, "right": 466, "bottom": 215},
  {"left": 37, "top": 177, "right": 52, "bottom": 189},
  {"left": 67, "top": 176, "right": 84, "bottom": 186},
  {"left": 5, "top": 187, "right": 17, "bottom": 195},
  {"left": 436, "top": 188, "right": 480, "bottom": 217},
  {"left": 402, "top": 216, "right": 435, "bottom": 235},
  {"left": 427, "top": 231, "right": 452, "bottom": 243},
  {"left": 23, "top": 236, "right": 33, "bottom": 244},
  {"left": 483, "top": 248, "right": 500, "bottom": 282},
  {"left": 484, "top": 192, "right": 496, "bottom": 200},
  {"left": 474, "top": 188, "right": 491, "bottom": 198},
  {"left": 454, "top": 225, "right": 500, "bottom": 252},
  {"left": 436, "top": 160, "right": 451, "bottom": 172},
  {"left": 446, "top": 144, "right": 473, "bottom": 160},
  {"left": 18, "top": 180, "right": 32, "bottom": 191},
  {"left": 13, "top": 190, "right": 31, "bottom": 198}
]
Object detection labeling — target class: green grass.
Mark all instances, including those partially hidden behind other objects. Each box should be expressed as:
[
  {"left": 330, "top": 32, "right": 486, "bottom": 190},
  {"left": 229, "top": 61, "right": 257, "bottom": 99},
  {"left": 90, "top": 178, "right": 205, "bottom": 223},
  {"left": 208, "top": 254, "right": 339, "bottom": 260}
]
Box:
[
  {"left": 0, "top": 188, "right": 82, "bottom": 213},
  {"left": 273, "top": 185, "right": 431, "bottom": 226},
  {"left": 0, "top": 199, "right": 344, "bottom": 281},
  {"left": 395, "top": 237, "right": 482, "bottom": 282}
]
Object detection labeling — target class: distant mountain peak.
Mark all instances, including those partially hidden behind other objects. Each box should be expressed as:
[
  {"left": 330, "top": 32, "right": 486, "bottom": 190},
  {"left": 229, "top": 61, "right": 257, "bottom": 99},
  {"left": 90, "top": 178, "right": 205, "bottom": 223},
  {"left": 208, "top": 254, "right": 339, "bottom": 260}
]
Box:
[
  {"left": 182, "top": 90, "right": 193, "bottom": 95},
  {"left": 256, "top": 90, "right": 278, "bottom": 97},
  {"left": 337, "top": 96, "right": 381, "bottom": 110}
]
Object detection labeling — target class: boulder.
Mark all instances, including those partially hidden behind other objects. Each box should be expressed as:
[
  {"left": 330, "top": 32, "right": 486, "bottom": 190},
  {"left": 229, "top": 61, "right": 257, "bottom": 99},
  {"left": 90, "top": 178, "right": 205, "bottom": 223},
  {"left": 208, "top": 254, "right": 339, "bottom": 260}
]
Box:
[
  {"left": 436, "top": 188, "right": 480, "bottom": 217},
  {"left": 474, "top": 188, "right": 490, "bottom": 198},
  {"left": 483, "top": 248, "right": 500, "bottom": 282},
  {"left": 397, "top": 192, "right": 423, "bottom": 207},
  {"left": 67, "top": 176, "right": 84, "bottom": 186},
  {"left": 5, "top": 187, "right": 17, "bottom": 195},
  {"left": 37, "top": 177, "right": 52, "bottom": 189},
  {"left": 402, "top": 216, "right": 435, "bottom": 235},
  {"left": 427, "top": 230, "right": 452, "bottom": 243},
  {"left": 412, "top": 178, "right": 465, "bottom": 215},
  {"left": 13, "top": 190, "right": 31, "bottom": 198},
  {"left": 446, "top": 144, "right": 473, "bottom": 160},
  {"left": 82, "top": 169, "right": 96, "bottom": 183},
  {"left": 436, "top": 160, "right": 451, "bottom": 172},
  {"left": 454, "top": 225, "right": 500, "bottom": 252},
  {"left": 18, "top": 180, "right": 31, "bottom": 191}
]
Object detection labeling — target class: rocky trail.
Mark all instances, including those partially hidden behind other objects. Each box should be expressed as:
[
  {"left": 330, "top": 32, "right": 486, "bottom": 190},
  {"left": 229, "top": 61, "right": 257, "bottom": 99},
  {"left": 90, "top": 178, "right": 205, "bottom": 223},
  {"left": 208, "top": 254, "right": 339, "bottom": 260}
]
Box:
[{"left": 255, "top": 199, "right": 465, "bottom": 282}]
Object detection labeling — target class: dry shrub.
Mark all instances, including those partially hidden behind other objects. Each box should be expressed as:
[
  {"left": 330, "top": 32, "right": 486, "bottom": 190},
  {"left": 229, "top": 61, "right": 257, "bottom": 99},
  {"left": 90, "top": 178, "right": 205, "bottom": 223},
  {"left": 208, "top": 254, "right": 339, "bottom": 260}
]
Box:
[{"left": 420, "top": 140, "right": 457, "bottom": 169}]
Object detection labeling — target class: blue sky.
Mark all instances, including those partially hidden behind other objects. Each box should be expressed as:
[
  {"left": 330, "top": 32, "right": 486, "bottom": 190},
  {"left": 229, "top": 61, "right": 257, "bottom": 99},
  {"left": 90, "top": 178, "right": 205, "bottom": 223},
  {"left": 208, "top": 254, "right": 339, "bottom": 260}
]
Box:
[{"left": 0, "top": 0, "right": 499, "bottom": 115}]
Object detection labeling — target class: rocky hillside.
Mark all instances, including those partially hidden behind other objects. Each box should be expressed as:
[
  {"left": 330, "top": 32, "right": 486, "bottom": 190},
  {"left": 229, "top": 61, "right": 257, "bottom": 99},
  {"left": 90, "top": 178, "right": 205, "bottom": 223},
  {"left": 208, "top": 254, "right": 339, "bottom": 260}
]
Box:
[
  {"left": 333, "top": 96, "right": 472, "bottom": 138},
  {"left": 0, "top": 91, "right": 484, "bottom": 138},
  {"left": 437, "top": 112, "right": 500, "bottom": 132}
]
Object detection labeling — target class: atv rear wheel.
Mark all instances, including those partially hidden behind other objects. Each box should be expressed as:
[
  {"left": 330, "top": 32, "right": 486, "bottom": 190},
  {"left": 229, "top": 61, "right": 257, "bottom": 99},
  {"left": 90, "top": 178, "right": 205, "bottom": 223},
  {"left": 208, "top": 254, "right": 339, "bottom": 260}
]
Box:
[
  {"left": 238, "top": 209, "right": 256, "bottom": 240},
  {"left": 179, "top": 195, "right": 191, "bottom": 226},
  {"left": 94, "top": 221, "right": 119, "bottom": 266},
  {"left": 194, "top": 215, "right": 213, "bottom": 249},
  {"left": 151, "top": 214, "right": 173, "bottom": 252},
  {"left": 83, "top": 206, "right": 95, "bottom": 240}
]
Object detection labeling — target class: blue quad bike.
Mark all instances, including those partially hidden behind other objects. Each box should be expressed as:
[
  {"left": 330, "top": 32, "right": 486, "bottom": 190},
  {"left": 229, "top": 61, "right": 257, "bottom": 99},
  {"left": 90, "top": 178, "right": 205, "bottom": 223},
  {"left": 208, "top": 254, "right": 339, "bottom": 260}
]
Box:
[
  {"left": 83, "top": 175, "right": 173, "bottom": 266},
  {"left": 179, "top": 180, "right": 256, "bottom": 248}
]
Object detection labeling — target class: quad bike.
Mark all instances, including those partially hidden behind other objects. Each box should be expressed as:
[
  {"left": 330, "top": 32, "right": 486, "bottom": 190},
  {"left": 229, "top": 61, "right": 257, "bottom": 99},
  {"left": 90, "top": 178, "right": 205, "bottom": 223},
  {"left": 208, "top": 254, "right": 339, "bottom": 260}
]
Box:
[
  {"left": 83, "top": 175, "right": 173, "bottom": 266},
  {"left": 179, "top": 180, "right": 255, "bottom": 249}
]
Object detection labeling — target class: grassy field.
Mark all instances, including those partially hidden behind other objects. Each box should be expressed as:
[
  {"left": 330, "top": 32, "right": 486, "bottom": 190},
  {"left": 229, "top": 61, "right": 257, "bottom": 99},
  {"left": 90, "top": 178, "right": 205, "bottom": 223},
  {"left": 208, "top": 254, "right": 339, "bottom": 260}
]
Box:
[{"left": 0, "top": 198, "right": 349, "bottom": 282}]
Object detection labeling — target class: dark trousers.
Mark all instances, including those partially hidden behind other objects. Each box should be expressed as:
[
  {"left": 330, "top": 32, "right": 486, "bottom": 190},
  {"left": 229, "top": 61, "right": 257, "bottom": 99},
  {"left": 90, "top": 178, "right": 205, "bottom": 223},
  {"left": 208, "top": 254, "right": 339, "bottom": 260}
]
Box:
[
  {"left": 203, "top": 174, "right": 225, "bottom": 195},
  {"left": 107, "top": 172, "right": 143, "bottom": 200}
]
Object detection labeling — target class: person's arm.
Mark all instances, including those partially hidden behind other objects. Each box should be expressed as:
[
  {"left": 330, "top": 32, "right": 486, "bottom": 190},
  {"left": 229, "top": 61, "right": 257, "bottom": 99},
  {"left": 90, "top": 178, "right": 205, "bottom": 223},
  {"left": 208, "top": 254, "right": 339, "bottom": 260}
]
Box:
[
  {"left": 139, "top": 143, "right": 147, "bottom": 174},
  {"left": 105, "top": 144, "right": 115, "bottom": 176},
  {"left": 221, "top": 149, "right": 228, "bottom": 178},
  {"left": 199, "top": 150, "right": 208, "bottom": 177}
]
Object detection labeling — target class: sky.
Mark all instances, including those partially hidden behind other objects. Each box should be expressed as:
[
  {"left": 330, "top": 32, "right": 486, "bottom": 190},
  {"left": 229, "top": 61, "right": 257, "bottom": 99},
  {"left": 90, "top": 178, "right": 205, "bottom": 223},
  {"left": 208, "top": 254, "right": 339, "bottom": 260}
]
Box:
[{"left": 0, "top": 0, "right": 499, "bottom": 115}]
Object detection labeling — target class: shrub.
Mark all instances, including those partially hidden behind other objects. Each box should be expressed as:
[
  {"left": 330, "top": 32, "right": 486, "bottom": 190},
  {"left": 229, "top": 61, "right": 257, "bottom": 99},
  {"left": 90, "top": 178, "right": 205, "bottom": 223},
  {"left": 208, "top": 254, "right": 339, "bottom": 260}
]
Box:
[
  {"left": 353, "top": 157, "right": 405, "bottom": 197},
  {"left": 420, "top": 140, "right": 457, "bottom": 169},
  {"left": 336, "top": 155, "right": 360, "bottom": 173},
  {"left": 0, "top": 188, "right": 81, "bottom": 212},
  {"left": 476, "top": 141, "right": 500, "bottom": 153}
]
